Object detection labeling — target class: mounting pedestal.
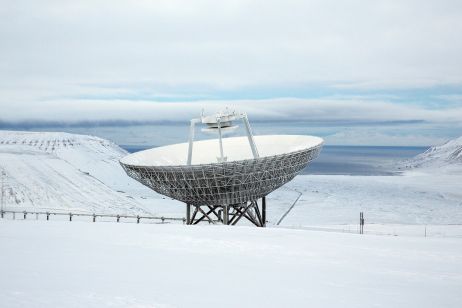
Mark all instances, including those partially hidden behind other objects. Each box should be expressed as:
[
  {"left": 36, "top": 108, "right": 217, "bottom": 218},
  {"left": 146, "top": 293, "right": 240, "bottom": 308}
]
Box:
[{"left": 186, "top": 196, "right": 267, "bottom": 227}]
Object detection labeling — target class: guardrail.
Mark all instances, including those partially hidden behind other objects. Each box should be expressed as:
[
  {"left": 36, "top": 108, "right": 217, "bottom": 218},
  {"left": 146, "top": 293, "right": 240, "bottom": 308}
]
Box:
[{"left": 0, "top": 209, "right": 185, "bottom": 224}]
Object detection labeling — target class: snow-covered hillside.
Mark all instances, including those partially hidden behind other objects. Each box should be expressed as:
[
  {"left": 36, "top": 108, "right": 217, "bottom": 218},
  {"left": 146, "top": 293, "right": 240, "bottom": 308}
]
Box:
[
  {"left": 1, "top": 130, "right": 462, "bottom": 230},
  {"left": 0, "top": 130, "right": 166, "bottom": 214},
  {"left": 403, "top": 135, "right": 462, "bottom": 172}
]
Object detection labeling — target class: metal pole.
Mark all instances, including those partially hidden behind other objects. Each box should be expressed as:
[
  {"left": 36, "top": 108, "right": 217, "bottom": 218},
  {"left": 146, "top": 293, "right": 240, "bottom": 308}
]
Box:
[
  {"left": 242, "top": 114, "right": 259, "bottom": 158},
  {"left": 187, "top": 119, "right": 199, "bottom": 165},
  {"left": 262, "top": 196, "right": 266, "bottom": 227},
  {"left": 217, "top": 119, "right": 225, "bottom": 162},
  {"left": 359, "top": 212, "right": 365, "bottom": 234},
  {"left": 223, "top": 205, "right": 229, "bottom": 225},
  {"left": 363, "top": 212, "right": 365, "bottom": 234},
  {"left": 186, "top": 203, "right": 191, "bottom": 225}
]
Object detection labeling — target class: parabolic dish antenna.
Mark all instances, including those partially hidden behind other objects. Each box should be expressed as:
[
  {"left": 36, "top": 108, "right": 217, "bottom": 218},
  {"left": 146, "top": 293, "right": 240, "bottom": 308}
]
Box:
[{"left": 120, "top": 109, "right": 323, "bottom": 227}]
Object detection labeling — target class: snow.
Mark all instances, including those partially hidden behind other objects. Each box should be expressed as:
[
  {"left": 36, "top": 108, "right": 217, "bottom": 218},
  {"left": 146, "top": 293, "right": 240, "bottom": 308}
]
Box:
[
  {"left": 120, "top": 135, "right": 323, "bottom": 166},
  {"left": 1, "top": 220, "right": 461, "bottom": 308},
  {"left": 0, "top": 130, "right": 166, "bottom": 215},
  {"left": 1, "top": 130, "right": 462, "bottom": 235},
  {"left": 277, "top": 172, "right": 462, "bottom": 226},
  {"left": 403, "top": 136, "right": 462, "bottom": 173},
  {"left": 2, "top": 131, "right": 462, "bottom": 306}
]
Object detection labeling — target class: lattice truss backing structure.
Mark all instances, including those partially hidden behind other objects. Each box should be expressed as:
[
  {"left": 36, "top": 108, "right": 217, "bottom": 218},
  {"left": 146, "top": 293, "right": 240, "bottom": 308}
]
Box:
[{"left": 121, "top": 145, "right": 322, "bottom": 227}]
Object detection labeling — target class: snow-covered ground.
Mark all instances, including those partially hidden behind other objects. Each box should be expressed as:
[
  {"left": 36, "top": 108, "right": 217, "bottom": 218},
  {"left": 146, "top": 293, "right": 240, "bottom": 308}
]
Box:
[
  {"left": 1, "top": 220, "right": 461, "bottom": 308},
  {"left": 277, "top": 172, "right": 462, "bottom": 225},
  {"left": 1, "top": 130, "right": 461, "bottom": 236},
  {"left": 0, "top": 131, "right": 176, "bottom": 216},
  {"left": 1, "top": 131, "right": 462, "bottom": 307},
  {"left": 268, "top": 136, "right": 462, "bottom": 236}
]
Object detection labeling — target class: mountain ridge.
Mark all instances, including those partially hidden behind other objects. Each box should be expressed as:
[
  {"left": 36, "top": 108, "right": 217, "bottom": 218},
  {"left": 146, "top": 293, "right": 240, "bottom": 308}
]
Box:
[
  {"left": 404, "top": 136, "right": 462, "bottom": 171},
  {"left": 0, "top": 130, "right": 161, "bottom": 214}
]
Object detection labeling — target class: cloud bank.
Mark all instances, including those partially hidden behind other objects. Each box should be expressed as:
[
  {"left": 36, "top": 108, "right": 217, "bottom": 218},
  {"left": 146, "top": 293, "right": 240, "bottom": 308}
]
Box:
[
  {"left": 1, "top": 0, "right": 462, "bottom": 145},
  {"left": 2, "top": 97, "right": 462, "bottom": 126},
  {"left": 1, "top": 0, "right": 462, "bottom": 98}
]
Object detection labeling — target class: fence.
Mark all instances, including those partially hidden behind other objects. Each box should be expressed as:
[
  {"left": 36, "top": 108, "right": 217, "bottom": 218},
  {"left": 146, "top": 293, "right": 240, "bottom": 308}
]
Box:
[
  {"left": 0, "top": 209, "right": 185, "bottom": 224},
  {"left": 2, "top": 209, "right": 461, "bottom": 237},
  {"left": 279, "top": 223, "right": 462, "bottom": 238}
]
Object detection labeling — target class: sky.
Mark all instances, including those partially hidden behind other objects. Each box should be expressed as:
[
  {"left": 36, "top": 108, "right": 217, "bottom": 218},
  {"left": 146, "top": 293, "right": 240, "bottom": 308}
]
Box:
[{"left": 1, "top": 0, "right": 462, "bottom": 145}]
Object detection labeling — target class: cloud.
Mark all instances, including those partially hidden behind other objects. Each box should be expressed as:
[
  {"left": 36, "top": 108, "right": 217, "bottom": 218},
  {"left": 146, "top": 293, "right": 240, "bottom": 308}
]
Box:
[
  {"left": 1, "top": 0, "right": 462, "bottom": 146},
  {"left": 1, "top": 0, "right": 462, "bottom": 96},
  {"left": 324, "top": 128, "right": 452, "bottom": 146},
  {"left": 2, "top": 97, "right": 462, "bottom": 126}
]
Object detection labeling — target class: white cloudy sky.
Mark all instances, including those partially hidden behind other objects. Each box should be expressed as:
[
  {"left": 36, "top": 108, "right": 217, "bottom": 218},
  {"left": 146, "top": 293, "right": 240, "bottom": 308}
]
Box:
[{"left": 1, "top": 0, "right": 462, "bottom": 145}]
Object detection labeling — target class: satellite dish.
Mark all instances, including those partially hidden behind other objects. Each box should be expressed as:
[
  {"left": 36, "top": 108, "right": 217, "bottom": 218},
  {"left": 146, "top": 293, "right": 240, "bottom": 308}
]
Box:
[{"left": 120, "top": 110, "right": 323, "bottom": 227}]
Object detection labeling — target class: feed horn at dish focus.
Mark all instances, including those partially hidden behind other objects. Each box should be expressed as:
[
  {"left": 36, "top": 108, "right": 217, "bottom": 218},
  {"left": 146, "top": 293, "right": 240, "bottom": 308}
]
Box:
[{"left": 120, "top": 109, "right": 323, "bottom": 227}]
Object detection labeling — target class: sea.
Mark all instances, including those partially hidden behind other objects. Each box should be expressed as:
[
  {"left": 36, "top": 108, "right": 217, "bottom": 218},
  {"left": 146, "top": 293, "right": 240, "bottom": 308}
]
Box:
[{"left": 121, "top": 144, "right": 426, "bottom": 176}]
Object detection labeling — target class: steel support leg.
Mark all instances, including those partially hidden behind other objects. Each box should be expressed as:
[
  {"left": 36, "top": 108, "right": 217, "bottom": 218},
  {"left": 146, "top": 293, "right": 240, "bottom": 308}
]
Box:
[
  {"left": 187, "top": 200, "right": 267, "bottom": 227},
  {"left": 262, "top": 196, "right": 266, "bottom": 227},
  {"left": 186, "top": 203, "right": 191, "bottom": 225},
  {"left": 223, "top": 205, "right": 229, "bottom": 225}
]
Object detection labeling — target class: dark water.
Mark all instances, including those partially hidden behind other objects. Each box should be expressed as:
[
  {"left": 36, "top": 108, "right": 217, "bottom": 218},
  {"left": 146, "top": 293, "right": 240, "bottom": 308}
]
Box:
[
  {"left": 121, "top": 144, "right": 427, "bottom": 176},
  {"left": 305, "top": 145, "right": 427, "bottom": 175}
]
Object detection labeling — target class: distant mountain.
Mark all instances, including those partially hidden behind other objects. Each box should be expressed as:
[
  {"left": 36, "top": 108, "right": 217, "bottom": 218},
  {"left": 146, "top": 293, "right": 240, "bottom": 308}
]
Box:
[
  {"left": 403, "top": 136, "right": 462, "bottom": 171},
  {"left": 0, "top": 130, "right": 161, "bottom": 214}
]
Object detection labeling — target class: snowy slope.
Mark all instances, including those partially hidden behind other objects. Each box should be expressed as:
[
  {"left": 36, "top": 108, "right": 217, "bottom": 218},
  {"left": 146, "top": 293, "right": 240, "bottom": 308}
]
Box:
[
  {"left": 1, "top": 130, "right": 462, "bottom": 228},
  {"left": 0, "top": 131, "right": 164, "bottom": 214},
  {"left": 1, "top": 220, "right": 461, "bottom": 308},
  {"left": 277, "top": 173, "right": 462, "bottom": 227},
  {"left": 403, "top": 135, "right": 462, "bottom": 172},
  {"left": 268, "top": 136, "right": 462, "bottom": 230}
]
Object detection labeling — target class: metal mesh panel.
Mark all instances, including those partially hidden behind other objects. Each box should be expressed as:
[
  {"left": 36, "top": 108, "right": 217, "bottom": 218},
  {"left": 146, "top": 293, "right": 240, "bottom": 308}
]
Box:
[{"left": 121, "top": 145, "right": 322, "bottom": 206}]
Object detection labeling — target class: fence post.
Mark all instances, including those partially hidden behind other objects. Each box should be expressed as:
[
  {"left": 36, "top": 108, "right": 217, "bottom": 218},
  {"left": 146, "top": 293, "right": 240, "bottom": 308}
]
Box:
[
  {"left": 69, "top": 213, "right": 73, "bottom": 222},
  {"left": 359, "top": 212, "right": 365, "bottom": 234},
  {"left": 362, "top": 212, "right": 365, "bottom": 234}
]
